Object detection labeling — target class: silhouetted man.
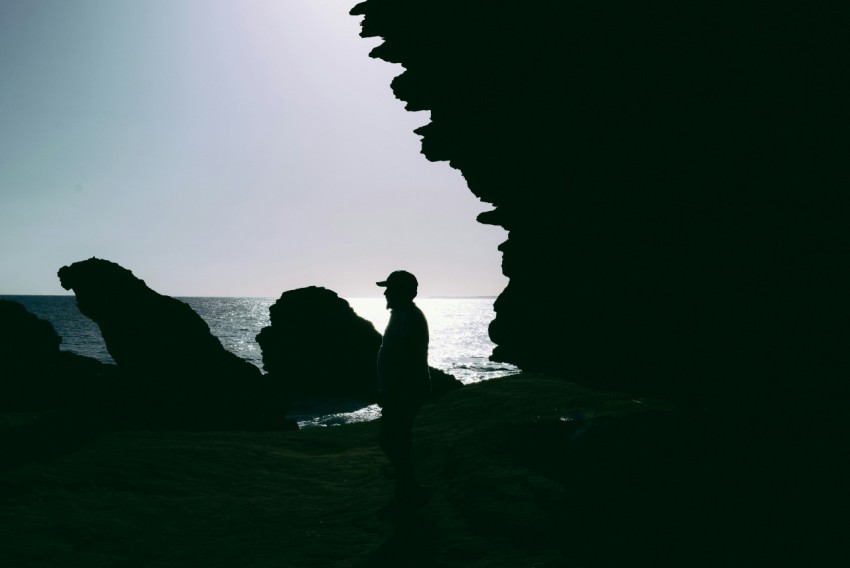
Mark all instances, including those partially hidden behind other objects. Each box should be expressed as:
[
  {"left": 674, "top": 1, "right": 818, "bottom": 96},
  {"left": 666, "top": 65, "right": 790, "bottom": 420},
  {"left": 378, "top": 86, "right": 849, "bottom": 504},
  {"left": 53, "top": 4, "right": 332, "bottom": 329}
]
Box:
[{"left": 376, "top": 270, "right": 432, "bottom": 518}]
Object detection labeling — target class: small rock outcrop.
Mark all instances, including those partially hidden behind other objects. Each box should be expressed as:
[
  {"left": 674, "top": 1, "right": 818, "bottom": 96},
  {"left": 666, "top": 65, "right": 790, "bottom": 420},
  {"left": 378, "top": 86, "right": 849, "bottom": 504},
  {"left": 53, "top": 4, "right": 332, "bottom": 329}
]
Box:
[
  {"left": 257, "top": 287, "right": 462, "bottom": 400},
  {"left": 58, "top": 258, "right": 288, "bottom": 429},
  {"left": 257, "top": 287, "right": 383, "bottom": 398},
  {"left": 428, "top": 366, "right": 463, "bottom": 399},
  {"left": 0, "top": 299, "right": 116, "bottom": 411}
]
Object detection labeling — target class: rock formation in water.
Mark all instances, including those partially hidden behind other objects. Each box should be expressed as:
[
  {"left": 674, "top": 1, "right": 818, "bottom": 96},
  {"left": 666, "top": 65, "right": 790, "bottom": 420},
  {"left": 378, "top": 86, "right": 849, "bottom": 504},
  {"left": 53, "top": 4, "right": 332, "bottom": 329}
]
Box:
[
  {"left": 350, "top": 1, "right": 850, "bottom": 420},
  {"left": 57, "top": 258, "right": 289, "bottom": 429},
  {"left": 256, "top": 286, "right": 462, "bottom": 401},
  {"left": 0, "top": 299, "right": 117, "bottom": 411},
  {"left": 257, "top": 286, "right": 383, "bottom": 398}
]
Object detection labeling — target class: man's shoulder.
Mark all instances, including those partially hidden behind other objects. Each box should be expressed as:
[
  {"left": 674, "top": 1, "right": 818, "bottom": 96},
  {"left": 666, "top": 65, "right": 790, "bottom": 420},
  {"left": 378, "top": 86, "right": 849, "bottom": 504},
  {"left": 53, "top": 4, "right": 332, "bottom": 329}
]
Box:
[
  {"left": 410, "top": 302, "right": 427, "bottom": 320},
  {"left": 393, "top": 302, "right": 428, "bottom": 326}
]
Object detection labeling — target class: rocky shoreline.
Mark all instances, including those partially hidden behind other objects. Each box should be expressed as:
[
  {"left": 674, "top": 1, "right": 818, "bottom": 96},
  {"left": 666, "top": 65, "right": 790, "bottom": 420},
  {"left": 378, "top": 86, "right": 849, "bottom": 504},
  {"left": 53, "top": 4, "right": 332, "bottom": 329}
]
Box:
[{"left": 2, "top": 258, "right": 461, "bottom": 430}]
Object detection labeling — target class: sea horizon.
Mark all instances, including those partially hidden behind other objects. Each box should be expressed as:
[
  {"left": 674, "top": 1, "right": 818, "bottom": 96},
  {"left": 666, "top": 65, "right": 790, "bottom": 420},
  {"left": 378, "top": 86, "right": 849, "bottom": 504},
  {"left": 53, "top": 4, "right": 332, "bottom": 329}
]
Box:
[{"left": 0, "top": 293, "right": 499, "bottom": 299}]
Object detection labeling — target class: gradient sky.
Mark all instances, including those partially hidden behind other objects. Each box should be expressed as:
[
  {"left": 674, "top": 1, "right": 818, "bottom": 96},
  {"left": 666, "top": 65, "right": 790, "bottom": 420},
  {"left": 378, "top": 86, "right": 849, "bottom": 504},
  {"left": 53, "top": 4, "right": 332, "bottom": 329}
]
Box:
[{"left": 0, "top": 0, "right": 507, "bottom": 297}]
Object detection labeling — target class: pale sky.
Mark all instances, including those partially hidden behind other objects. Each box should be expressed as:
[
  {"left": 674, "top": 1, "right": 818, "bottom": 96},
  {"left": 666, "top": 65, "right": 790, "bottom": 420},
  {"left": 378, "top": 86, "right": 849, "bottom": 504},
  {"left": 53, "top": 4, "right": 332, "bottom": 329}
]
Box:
[{"left": 0, "top": 0, "right": 507, "bottom": 298}]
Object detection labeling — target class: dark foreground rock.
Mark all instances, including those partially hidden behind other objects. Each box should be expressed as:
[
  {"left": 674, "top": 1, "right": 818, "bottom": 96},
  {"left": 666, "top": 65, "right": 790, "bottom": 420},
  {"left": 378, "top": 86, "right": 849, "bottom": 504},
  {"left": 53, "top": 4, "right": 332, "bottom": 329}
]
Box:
[
  {"left": 57, "top": 258, "right": 290, "bottom": 429},
  {"left": 0, "top": 299, "right": 116, "bottom": 411},
  {"left": 2, "top": 373, "right": 844, "bottom": 566},
  {"left": 257, "top": 287, "right": 462, "bottom": 401}
]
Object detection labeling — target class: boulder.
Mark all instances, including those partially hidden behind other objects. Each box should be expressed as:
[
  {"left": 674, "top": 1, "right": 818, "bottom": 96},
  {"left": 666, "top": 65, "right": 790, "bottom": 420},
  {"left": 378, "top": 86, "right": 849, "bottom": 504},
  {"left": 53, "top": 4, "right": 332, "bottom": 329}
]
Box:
[
  {"left": 0, "top": 299, "right": 116, "bottom": 411},
  {"left": 256, "top": 286, "right": 462, "bottom": 401},
  {"left": 57, "top": 258, "right": 289, "bottom": 429},
  {"left": 257, "top": 287, "right": 383, "bottom": 398}
]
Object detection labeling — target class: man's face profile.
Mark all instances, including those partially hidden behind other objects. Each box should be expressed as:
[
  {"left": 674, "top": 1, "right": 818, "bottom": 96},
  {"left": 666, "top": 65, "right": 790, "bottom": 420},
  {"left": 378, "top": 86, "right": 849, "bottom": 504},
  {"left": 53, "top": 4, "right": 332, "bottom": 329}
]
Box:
[
  {"left": 384, "top": 286, "right": 400, "bottom": 310},
  {"left": 384, "top": 285, "right": 414, "bottom": 310}
]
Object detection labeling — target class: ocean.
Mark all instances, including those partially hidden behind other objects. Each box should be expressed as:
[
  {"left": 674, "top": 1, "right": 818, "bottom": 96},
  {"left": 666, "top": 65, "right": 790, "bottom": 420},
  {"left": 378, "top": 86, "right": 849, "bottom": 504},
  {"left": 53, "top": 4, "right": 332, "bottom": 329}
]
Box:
[{"left": 2, "top": 295, "right": 518, "bottom": 427}]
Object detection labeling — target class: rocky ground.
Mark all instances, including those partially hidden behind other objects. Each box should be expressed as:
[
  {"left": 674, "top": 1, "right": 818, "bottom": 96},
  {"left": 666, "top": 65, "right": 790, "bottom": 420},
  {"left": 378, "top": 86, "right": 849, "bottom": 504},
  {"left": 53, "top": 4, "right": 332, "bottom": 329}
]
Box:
[{"left": 1, "top": 373, "right": 846, "bottom": 567}]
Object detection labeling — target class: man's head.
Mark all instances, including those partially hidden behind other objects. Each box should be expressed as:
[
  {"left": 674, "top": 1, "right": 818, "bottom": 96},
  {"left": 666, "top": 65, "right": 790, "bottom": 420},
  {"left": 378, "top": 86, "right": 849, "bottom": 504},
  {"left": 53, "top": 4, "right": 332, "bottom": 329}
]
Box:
[{"left": 377, "top": 270, "right": 418, "bottom": 309}]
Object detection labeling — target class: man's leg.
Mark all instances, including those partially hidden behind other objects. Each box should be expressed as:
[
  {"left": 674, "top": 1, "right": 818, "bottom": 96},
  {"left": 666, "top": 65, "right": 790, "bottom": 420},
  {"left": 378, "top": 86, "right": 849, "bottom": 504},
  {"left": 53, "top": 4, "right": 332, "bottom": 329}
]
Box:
[
  {"left": 379, "top": 405, "right": 417, "bottom": 493},
  {"left": 378, "top": 404, "right": 429, "bottom": 516}
]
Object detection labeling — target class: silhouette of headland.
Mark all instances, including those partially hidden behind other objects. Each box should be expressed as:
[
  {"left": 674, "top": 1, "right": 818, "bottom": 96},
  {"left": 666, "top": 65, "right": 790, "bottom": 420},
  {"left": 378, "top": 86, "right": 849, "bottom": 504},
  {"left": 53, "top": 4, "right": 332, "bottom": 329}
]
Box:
[{"left": 351, "top": 1, "right": 850, "bottom": 428}]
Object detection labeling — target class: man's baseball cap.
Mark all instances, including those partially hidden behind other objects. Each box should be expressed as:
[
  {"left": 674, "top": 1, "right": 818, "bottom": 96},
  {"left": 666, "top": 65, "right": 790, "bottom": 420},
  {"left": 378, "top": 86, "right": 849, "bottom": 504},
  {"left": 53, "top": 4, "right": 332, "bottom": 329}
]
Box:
[{"left": 376, "top": 270, "right": 418, "bottom": 291}]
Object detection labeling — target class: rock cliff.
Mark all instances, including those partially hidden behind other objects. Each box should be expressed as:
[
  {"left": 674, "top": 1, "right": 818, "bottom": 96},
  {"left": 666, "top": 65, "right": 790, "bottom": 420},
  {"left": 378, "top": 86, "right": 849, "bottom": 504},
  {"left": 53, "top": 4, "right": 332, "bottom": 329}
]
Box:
[
  {"left": 58, "top": 258, "right": 287, "bottom": 429},
  {"left": 351, "top": 1, "right": 850, "bottom": 419}
]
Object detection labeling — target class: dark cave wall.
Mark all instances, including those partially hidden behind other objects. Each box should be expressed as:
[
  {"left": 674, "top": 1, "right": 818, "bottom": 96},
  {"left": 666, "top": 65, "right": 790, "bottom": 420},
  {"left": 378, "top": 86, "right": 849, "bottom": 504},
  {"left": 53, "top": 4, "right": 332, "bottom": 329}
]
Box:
[{"left": 351, "top": 1, "right": 850, "bottom": 415}]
